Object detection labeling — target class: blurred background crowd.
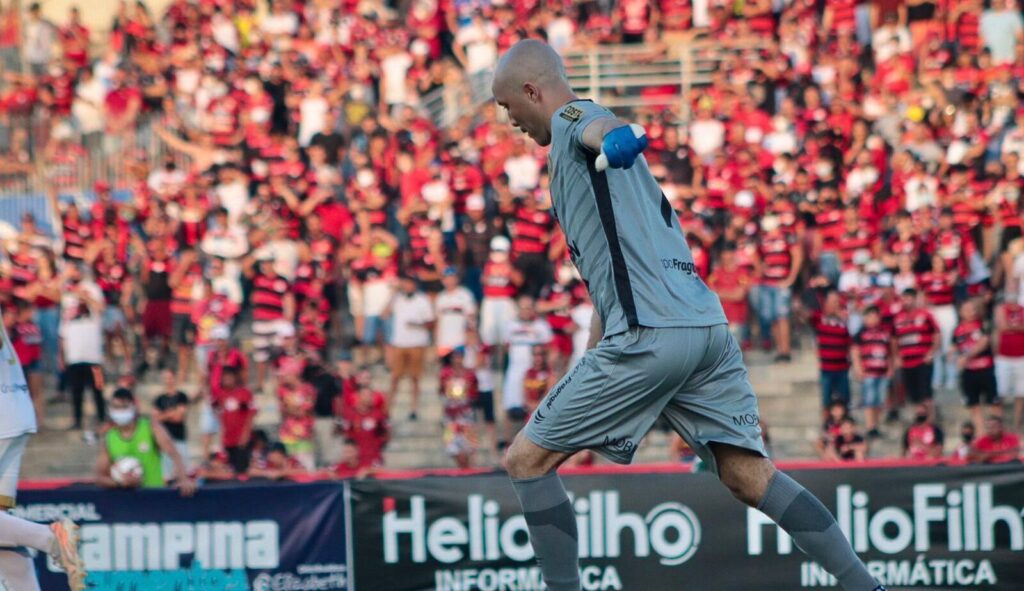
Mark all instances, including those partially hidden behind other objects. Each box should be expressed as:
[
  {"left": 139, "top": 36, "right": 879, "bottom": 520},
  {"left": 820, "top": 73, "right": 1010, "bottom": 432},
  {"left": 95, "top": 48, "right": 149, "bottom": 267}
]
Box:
[{"left": 1, "top": 0, "right": 1023, "bottom": 490}]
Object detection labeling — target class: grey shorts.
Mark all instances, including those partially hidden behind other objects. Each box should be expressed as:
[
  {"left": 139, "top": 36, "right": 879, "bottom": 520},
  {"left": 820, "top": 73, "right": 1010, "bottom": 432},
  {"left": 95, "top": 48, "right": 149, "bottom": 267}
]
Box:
[{"left": 524, "top": 324, "right": 767, "bottom": 474}]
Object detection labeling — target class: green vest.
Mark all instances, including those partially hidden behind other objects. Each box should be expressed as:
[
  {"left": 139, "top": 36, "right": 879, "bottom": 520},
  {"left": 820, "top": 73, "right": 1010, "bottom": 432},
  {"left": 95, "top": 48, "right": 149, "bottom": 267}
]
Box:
[{"left": 105, "top": 417, "right": 165, "bottom": 488}]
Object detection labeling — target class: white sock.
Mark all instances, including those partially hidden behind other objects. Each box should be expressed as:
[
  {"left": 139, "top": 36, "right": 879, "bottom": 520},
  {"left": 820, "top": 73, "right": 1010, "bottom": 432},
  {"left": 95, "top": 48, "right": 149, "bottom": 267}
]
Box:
[
  {"left": 0, "top": 513, "right": 53, "bottom": 554},
  {"left": 0, "top": 549, "right": 41, "bottom": 591}
]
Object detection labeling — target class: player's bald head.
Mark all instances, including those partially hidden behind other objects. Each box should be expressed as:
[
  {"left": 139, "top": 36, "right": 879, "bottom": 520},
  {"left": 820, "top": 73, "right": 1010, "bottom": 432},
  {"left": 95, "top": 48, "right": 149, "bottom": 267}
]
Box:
[
  {"left": 493, "top": 39, "right": 568, "bottom": 95},
  {"left": 492, "top": 40, "right": 576, "bottom": 147}
]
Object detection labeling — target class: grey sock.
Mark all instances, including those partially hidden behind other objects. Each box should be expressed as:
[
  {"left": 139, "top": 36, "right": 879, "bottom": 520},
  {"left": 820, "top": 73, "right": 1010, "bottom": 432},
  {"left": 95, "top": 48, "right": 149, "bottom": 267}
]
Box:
[
  {"left": 511, "top": 473, "right": 580, "bottom": 591},
  {"left": 758, "top": 471, "right": 881, "bottom": 591}
]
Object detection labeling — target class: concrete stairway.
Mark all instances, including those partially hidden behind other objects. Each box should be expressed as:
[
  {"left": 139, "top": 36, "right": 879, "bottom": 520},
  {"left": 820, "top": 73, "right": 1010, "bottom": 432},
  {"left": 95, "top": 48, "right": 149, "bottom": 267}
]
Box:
[{"left": 18, "top": 345, "right": 980, "bottom": 481}]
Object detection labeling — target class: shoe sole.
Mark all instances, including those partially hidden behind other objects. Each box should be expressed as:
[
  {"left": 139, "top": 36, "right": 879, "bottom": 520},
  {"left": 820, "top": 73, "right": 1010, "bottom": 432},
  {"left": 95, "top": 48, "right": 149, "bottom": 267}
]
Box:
[{"left": 51, "top": 518, "right": 87, "bottom": 591}]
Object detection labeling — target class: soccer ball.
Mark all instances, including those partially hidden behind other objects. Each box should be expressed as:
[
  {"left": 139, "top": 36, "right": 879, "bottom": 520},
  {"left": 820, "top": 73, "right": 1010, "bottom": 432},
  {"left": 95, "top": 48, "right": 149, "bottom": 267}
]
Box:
[{"left": 110, "top": 457, "right": 143, "bottom": 485}]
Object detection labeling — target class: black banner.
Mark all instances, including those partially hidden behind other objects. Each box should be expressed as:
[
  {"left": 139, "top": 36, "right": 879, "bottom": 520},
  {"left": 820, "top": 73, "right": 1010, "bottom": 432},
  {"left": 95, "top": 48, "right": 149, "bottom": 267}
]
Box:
[
  {"left": 349, "top": 464, "right": 1024, "bottom": 591},
  {"left": 14, "top": 481, "right": 349, "bottom": 591}
]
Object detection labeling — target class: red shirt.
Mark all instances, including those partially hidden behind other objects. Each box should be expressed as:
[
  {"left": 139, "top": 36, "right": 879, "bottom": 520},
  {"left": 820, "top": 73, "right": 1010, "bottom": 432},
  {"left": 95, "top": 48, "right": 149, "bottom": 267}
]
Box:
[
  {"left": 973, "top": 433, "right": 1021, "bottom": 463},
  {"left": 707, "top": 267, "right": 751, "bottom": 324},
  {"left": 998, "top": 303, "right": 1024, "bottom": 357},
  {"left": 759, "top": 231, "right": 796, "bottom": 286},
  {"left": 918, "top": 271, "right": 956, "bottom": 307},
  {"left": 212, "top": 386, "right": 255, "bottom": 448},
  {"left": 482, "top": 260, "right": 517, "bottom": 298},
  {"left": 342, "top": 406, "right": 390, "bottom": 465},
  {"left": 439, "top": 366, "right": 478, "bottom": 420}
]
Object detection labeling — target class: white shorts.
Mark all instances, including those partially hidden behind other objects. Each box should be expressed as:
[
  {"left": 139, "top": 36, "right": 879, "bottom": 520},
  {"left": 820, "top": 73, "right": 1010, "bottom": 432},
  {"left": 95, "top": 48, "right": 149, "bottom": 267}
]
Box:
[
  {"left": 0, "top": 434, "right": 29, "bottom": 509},
  {"left": 995, "top": 356, "right": 1024, "bottom": 398},
  {"left": 480, "top": 298, "right": 516, "bottom": 346},
  {"left": 199, "top": 401, "right": 220, "bottom": 436}
]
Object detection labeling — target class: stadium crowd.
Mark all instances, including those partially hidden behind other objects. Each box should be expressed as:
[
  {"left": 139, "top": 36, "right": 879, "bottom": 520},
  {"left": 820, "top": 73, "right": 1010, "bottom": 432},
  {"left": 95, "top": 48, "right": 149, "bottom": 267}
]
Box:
[{"left": 1, "top": 0, "right": 1023, "bottom": 489}]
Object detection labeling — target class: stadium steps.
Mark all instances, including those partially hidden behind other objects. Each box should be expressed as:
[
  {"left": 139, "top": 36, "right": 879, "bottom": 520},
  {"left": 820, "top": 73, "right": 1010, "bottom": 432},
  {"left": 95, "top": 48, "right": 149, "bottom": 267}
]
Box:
[{"left": 19, "top": 346, "right": 978, "bottom": 479}]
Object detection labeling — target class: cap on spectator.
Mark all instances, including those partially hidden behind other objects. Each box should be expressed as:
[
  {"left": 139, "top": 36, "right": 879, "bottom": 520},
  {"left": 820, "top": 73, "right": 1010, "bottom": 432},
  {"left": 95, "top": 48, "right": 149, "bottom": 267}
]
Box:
[
  {"left": 466, "top": 194, "right": 485, "bottom": 210},
  {"left": 410, "top": 39, "right": 430, "bottom": 57},
  {"left": 490, "top": 236, "right": 511, "bottom": 252},
  {"left": 443, "top": 267, "right": 458, "bottom": 278},
  {"left": 94, "top": 180, "right": 111, "bottom": 192},
  {"left": 210, "top": 325, "right": 231, "bottom": 341},
  {"left": 902, "top": 287, "right": 919, "bottom": 297}
]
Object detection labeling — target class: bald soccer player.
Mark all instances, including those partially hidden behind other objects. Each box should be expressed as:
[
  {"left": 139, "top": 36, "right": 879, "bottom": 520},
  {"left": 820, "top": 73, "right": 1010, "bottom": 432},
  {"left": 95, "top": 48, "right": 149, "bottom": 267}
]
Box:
[{"left": 493, "top": 40, "right": 884, "bottom": 591}]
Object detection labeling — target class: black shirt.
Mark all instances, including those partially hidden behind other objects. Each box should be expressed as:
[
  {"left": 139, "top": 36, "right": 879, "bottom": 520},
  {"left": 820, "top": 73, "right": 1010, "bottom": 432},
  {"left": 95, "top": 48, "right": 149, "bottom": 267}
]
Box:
[
  {"left": 309, "top": 131, "right": 346, "bottom": 165},
  {"left": 154, "top": 390, "right": 189, "bottom": 442}
]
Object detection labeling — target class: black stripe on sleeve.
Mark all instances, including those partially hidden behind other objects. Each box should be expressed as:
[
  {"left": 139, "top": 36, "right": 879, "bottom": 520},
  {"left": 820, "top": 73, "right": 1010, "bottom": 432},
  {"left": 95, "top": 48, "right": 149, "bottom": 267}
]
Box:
[{"left": 586, "top": 156, "right": 639, "bottom": 327}]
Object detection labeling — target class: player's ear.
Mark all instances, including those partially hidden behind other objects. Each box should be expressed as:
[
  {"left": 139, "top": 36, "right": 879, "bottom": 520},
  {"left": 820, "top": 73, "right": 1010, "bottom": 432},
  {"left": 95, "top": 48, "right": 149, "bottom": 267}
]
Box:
[{"left": 523, "top": 82, "right": 541, "bottom": 104}]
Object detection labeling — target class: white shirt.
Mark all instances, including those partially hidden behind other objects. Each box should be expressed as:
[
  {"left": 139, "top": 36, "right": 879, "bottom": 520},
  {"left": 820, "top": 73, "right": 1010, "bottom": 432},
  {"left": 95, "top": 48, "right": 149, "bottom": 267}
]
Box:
[
  {"left": 390, "top": 292, "right": 435, "bottom": 348},
  {"left": 60, "top": 281, "right": 104, "bottom": 322},
  {"left": 363, "top": 276, "right": 395, "bottom": 317},
  {"left": 455, "top": 22, "right": 498, "bottom": 73},
  {"left": 261, "top": 12, "right": 299, "bottom": 37},
  {"left": 72, "top": 77, "right": 107, "bottom": 134},
  {"left": 435, "top": 287, "right": 477, "bottom": 350},
  {"left": 299, "top": 95, "right": 329, "bottom": 147},
  {"left": 571, "top": 303, "right": 594, "bottom": 366},
  {"left": 60, "top": 312, "right": 104, "bottom": 365},
  {"left": 688, "top": 118, "right": 725, "bottom": 160},
  {"left": 0, "top": 305, "right": 36, "bottom": 438},
  {"left": 201, "top": 226, "right": 249, "bottom": 261},
  {"left": 505, "top": 318, "right": 553, "bottom": 370},
  {"left": 504, "top": 155, "right": 540, "bottom": 194},
  {"left": 251, "top": 240, "right": 299, "bottom": 282},
  {"left": 381, "top": 51, "right": 413, "bottom": 106},
  {"left": 214, "top": 180, "right": 249, "bottom": 229}
]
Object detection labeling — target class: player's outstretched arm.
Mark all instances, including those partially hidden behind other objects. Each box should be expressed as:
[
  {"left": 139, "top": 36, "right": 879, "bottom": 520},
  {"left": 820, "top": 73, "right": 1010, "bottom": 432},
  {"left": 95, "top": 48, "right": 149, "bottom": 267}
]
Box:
[{"left": 581, "top": 118, "right": 649, "bottom": 171}]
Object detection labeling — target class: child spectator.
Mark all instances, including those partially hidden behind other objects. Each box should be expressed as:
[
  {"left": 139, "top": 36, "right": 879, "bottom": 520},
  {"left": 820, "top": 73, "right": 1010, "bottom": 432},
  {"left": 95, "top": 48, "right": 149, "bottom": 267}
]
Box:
[
  {"left": 341, "top": 377, "right": 391, "bottom": 468},
  {"left": 814, "top": 399, "right": 849, "bottom": 460},
  {"left": 522, "top": 346, "right": 553, "bottom": 417},
  {"left": 901, "top": 403, "right": 945, "bottom": 461},
  {"left": 812, "top": 290, "right": 852, "bottom": 412},
  {"left": 197, "top": 451, "right": 236, "bottom": 482},
  {"left": 851, "top": 305, "right": 894, "bottom": 437},
  {"left": 833, "top": 418, "right": 868, "bottom": 462},
  {"left": 277, "top": 357, "right": 316, "bottom": 470},
  {"left": 954, "top": 299, "right": 1000, "bottom": 432},
  {"left": 894, "top": 288, "right": 941, "bottom": 419},
  {"left": 466, "top": 340, "right": 497, "bottom": 456},
  {"left": 248, "top": 442, "right": 307, "bottom": 480},
  {"left": 212, "top": 367, "right": 256, "bottom": 473},
  {"left": 152, "top": 369, "right": 191, "bottom": 476},
  {"left": 707, "top": 243, "right": 752, "bottom": 343},
  {"left": 439, "top": 349, "right": 479, "bottom": 469},
  {"left": 331, "top": 439, "right": 377, "bottom": 480}
]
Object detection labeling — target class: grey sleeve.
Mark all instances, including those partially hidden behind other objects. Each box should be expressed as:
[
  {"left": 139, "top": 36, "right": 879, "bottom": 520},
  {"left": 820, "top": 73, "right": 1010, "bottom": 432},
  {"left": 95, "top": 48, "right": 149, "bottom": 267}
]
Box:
[{"left": 563, "top": 102, "right": 616, "bottom": 154}]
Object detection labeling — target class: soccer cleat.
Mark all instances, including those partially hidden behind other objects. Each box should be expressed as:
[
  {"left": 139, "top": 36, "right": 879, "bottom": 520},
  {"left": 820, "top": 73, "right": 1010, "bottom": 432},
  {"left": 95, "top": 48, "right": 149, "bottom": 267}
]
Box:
[{"left": 50, "top": 518, "right": 87, "bottom": 591}]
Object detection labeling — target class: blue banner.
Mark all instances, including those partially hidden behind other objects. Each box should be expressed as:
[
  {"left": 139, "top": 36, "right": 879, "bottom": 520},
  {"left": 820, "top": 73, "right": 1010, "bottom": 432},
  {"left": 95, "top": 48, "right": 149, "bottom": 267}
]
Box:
[{"left": 13, "top": 481, "right": 349, "bottom": 591}]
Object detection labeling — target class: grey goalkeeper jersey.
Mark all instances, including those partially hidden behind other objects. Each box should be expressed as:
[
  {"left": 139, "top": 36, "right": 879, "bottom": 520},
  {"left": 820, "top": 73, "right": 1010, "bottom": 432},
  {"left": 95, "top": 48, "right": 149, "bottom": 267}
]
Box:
[{"left": 548, "top": 100, "right": 727, "bottom": 336}]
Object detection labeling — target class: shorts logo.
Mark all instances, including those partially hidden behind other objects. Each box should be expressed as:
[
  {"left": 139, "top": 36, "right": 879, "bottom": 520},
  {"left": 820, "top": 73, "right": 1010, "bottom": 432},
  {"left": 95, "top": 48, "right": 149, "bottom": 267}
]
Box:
[
  {"left": 731, "top": 413, "right": 759, "bottom": 427},
  {"left": 560, "top": 105, "right": 583, "bottom": 122},
  {"left": 661, "top": 258, "right": 698, "bottom": 276},
  {"left": 602, "top": 435, "right": 636, "bottom": 455},
  {"left": 545, "top": 363, "right": 581, "bottom": 410}
]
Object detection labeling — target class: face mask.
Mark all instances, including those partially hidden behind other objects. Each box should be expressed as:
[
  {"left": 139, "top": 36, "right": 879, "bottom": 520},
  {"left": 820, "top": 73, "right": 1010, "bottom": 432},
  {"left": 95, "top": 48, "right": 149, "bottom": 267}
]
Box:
[
  {"left": 110, "top": 407, "right": 136, "bottom": 426},
  {"left": 815, "top": 163, "right": 833, "bottom": 178},
  {"left": 860, "top": 167, "right": 879, "bottom": 184}
]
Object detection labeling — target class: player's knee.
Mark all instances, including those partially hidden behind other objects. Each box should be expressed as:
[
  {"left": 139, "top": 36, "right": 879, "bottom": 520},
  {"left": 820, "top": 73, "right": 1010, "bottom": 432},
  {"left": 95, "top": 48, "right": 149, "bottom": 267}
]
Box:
[{"left": 505, "top": 435, "right": 555, "bottom": 480}]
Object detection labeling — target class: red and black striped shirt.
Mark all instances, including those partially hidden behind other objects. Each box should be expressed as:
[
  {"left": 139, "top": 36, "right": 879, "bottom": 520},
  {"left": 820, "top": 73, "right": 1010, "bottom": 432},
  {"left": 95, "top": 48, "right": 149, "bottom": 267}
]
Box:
[
  {"left": 854, "top": 325, "right": 893, "bottom": 378},
  {"left": 62, "top": 216, "right": 91, "bottom": 262},
  {"left": 918, "top": 271, "right": 955, "bottom": 307},
  {"left": 482, "top": 261, "right": 517, "bottom": 298},
  {"left": 251, "top": 272, "right": 290, "bottom": 322},
  {"left": 815, "top": 205, "right": 845, "bottom": 251},
  {"left": 759, "top": 232, "right": 796, "bottom": 286},
  {"left": 813, "top": 312, "right": 851, "bottom": 372},
  {"left": 894, "top": 309, "right": 939, "bottom": 369},
  {"left": 954, "top": 319, "right": 994, "bottom": 371},
  {"left": 511, "top": 206, "right": 553, "bottom": 256},
  {"left": 838, "top": 229, "right": 873, "bottom": 268}
]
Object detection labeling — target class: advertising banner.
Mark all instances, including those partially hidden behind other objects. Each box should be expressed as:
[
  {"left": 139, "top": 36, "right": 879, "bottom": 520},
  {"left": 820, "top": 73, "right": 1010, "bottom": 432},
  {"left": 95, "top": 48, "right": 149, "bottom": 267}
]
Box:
[
  {"left": 13, "top": 481, "right": 349, "bottom": 591},
  {"left": 349, "top": 464, "right": 1024, "bottom": 591}
]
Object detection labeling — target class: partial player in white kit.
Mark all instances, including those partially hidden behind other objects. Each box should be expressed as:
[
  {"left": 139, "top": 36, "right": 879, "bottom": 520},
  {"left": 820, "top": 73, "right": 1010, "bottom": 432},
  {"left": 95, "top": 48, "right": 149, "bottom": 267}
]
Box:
[
  {"left": 0, "top": 304, "right": 87, "bottom": 591},
  {"left": 492, "top": 40, "right": 884, "bottom": 591}
]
